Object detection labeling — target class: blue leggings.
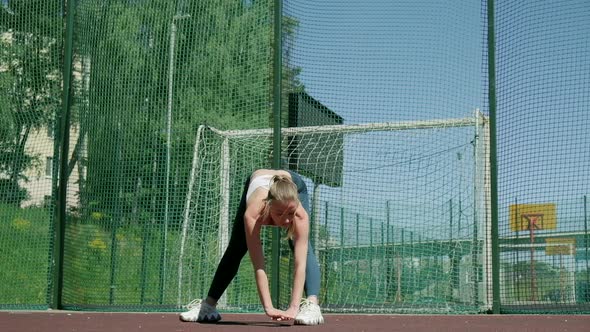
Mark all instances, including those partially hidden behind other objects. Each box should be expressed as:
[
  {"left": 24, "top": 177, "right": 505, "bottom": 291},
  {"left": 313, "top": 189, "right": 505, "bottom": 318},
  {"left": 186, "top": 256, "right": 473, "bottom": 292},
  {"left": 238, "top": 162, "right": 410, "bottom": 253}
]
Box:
[{"left": 207, "top": 171, "right": 321, "bottom": 301}]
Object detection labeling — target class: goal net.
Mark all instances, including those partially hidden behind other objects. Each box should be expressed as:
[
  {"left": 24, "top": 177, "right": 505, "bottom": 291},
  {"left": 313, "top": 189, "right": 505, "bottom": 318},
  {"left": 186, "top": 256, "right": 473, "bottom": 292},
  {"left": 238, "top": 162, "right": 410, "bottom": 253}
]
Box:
[{"left": 177, "top": 111, "right": 491, "bottom": 314}]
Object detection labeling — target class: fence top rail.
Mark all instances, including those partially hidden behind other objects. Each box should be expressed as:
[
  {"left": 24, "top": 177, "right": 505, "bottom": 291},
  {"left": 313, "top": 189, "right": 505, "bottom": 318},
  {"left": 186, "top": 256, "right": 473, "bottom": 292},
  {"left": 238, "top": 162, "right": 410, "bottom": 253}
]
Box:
[{"left": 206, "top": 110, "right": 486, "bottom": 138}]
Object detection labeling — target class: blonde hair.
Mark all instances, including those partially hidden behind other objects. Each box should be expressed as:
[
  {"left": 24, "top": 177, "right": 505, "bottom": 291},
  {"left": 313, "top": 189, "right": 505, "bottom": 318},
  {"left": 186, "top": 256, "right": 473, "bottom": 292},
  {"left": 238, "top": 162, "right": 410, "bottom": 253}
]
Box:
[{"left": 263, "top": 174, "right": 300, "bottom": 239}]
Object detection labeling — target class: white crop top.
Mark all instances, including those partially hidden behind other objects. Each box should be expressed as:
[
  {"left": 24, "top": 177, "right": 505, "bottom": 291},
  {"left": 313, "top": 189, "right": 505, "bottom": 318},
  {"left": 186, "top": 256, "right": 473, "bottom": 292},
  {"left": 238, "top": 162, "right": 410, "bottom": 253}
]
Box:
[{"left": 245, "top": 174, "right": 273, "bottom": 201}]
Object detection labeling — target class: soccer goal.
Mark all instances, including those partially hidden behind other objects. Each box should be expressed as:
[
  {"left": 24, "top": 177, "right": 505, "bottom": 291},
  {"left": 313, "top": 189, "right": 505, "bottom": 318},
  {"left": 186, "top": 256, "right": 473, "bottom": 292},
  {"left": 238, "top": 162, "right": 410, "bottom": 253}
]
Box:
[{"left": 177, "top": 110, "right": 491, "bottom": 314}]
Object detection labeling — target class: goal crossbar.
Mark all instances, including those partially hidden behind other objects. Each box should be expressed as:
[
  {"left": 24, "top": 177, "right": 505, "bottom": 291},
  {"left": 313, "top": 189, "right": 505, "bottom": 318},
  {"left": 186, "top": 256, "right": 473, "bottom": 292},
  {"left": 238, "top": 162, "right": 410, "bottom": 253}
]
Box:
[{"left": 208, "top": 112, "right": 486, "bottom": 138}]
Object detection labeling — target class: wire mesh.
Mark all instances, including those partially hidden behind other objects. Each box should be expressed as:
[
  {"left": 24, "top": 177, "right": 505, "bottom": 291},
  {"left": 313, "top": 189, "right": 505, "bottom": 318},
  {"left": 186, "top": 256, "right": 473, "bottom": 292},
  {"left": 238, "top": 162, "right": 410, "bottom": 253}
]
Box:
[
  {"left": 186, "top": 116, "right": 490, "bottom": 314},
  {"left": 0, "top": 0, "right": 62, "bottom": 309},
  {"left": 0, "top": 0, "right": 588, "bottom": 314},
  {"left": 493, "top": 0, "right": 590, "bottom": 313}
]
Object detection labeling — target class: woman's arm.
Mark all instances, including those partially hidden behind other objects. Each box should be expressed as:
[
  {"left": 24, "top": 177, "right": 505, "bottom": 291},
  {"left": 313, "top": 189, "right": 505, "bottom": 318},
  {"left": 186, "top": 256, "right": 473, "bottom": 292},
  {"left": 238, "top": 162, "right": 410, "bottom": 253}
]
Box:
[
  {"left": 244, "top": 203, "right": 292, "bottom": 320},
  {"left": 244, "top": 210, "right": 274, "bottom": 312},
  {"left": 286, "top": 206, "right": 309, "bottom": 316}
]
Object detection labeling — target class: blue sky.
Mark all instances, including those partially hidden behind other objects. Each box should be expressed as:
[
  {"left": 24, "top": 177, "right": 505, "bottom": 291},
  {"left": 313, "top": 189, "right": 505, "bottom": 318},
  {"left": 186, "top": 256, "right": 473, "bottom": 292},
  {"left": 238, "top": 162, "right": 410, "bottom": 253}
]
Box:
[
  {"left": 494, "top": 0, "right": 590, "bottom": 238},
  {"left": 284, "top": 0, "right": 589, "bottom": 242},
  {"left": 285, "top": 0, "right": 482, "bottom": 124},
  {"left": 284, "top": 0, "right": 485, "bottom": 244}
]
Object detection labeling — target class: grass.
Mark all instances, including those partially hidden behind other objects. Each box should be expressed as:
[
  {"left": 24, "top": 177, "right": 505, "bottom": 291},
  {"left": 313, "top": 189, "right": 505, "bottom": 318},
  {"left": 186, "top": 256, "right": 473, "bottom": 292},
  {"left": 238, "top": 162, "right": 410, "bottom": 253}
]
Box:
[
  {"left": 0, "top": 203, "right": 264, "bottom": 311},
  {"left": 60, "top": 219, "right": 200, "bottom": 309},
  {"left": 0, "top": 203, "right": 477, "bottom": 311},
  {"left": 6, "top": 203, "right": 556, "bottom": 313},
  {"left": 0, "top": 204, "right": 52, "bottom": 307}
]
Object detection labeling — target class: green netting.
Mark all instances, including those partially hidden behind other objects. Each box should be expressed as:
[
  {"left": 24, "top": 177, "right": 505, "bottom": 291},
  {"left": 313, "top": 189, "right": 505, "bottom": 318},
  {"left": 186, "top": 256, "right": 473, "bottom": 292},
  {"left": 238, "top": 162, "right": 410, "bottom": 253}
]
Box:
[
  {"left": 185, "top": 115, "right": 490, "bottom": 314},
  {"left": 0, "top": 0, "right": 62, "bottom": 309},
  {"left": 493, "top": 0, "right": 590, "bottom": 313},
  {"left": 281, "top": 0, "right": 489, "bottom": 314},
  {"left": 60, "top": 0, "right": 275, "bottom": 310},
  {"left": 1, "top": 0, "right": 589, "bottom": 315}
]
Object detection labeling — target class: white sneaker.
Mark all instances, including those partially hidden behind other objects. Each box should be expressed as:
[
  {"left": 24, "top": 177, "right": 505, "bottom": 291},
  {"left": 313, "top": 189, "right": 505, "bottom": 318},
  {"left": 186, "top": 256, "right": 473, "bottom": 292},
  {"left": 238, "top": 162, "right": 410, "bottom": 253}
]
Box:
[
  {"left": 179, "top": 299, "right": 221, "bottom": 323},
  {"left": 294, "top": 299, "right": 324, "bottom": 325}
]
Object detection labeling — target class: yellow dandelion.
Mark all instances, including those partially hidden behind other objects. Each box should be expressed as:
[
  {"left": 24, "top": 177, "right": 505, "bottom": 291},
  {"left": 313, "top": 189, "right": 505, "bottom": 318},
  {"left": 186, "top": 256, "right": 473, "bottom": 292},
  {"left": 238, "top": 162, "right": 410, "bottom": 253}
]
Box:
[
  {"left": 12, "top": 217, "right": 31, "bottom": 231},
  {"left": 89, "top": 238, "right": 107, "bottom": 250}
]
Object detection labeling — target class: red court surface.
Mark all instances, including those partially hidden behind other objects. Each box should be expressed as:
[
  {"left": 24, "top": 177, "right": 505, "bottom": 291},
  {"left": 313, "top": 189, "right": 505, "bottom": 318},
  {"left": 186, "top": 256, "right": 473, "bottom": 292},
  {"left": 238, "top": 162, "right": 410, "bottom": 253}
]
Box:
[{"left": 1, "top": 311, "right": 590, "bottom": 332}]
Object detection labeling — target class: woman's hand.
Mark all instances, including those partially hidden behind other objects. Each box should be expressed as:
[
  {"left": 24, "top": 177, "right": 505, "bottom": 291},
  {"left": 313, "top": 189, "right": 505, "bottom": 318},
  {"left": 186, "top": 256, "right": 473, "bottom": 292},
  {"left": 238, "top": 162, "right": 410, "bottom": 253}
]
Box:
[
  {"left": 283, "top": 305, "right": 299, "bottom": 320},
  {"left": 265, "top": 307, "right": 296, "bottom": 321}
]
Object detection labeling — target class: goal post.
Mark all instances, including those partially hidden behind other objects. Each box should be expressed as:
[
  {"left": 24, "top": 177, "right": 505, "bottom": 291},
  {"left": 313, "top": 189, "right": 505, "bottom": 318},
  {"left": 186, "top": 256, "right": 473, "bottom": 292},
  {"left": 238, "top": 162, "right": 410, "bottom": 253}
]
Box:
[{"left": 178, "top": 111, "right": 491, "bottom": 313}]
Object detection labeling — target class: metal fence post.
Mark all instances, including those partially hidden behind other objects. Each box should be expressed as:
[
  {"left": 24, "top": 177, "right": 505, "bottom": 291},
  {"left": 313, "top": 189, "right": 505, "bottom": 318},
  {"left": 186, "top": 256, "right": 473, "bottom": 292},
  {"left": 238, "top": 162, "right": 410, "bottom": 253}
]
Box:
[
  {"left": 271, "top": 0, "right": 283, "bottom": 308},
  {"left": 486, "top": 0, "right": 501, "bottom": 314},
  {"left": 51, "top": 0, "right": 76, "bottom": 310}
]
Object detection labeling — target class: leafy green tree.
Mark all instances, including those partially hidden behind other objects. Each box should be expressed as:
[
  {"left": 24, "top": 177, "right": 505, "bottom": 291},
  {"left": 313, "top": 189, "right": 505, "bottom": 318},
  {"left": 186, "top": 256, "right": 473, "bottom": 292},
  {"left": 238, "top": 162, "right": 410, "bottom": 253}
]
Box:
[
  {"left": 0, "top": 0, "right": 62, "bottom": 205},
  {"left": 502, "top": 260, "right": 560, "bottom": 301},
  {"left": 73, "top": 1, "right": 172, "bottom": 220},
  {"left": 0, "top": 71, "right": 16, "bottom": 174},
  {"left": 74, "top": 0, "right": 303, "bottom": 225}
]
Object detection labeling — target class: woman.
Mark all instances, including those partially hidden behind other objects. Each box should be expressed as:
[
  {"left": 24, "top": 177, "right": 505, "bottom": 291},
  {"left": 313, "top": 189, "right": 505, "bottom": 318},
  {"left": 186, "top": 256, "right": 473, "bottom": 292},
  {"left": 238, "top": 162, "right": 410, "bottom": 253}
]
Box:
[{"left": 180, "top": 169, "right": 324, "bottom": 325}]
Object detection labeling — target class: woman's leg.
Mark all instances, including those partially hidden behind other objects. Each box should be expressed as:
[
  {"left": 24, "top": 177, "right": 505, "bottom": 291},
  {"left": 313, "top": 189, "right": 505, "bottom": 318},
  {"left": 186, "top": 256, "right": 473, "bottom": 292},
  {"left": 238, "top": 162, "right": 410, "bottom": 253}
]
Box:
[
  {"left": 206, "top": 178, "right": 250, "bottom": 303},
  {"left": 288, "top": 239, "right": 321, "bottom": 299},
  {"left": 287, "top": 171, "right": 321, "bottom": 299}
]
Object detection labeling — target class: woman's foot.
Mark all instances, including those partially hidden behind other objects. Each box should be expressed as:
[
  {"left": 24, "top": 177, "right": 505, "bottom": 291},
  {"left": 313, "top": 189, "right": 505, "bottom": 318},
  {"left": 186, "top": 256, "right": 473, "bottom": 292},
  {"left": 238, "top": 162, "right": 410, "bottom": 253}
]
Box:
[
  {"left": 294, "top": 298, "right": 324, "bottom": 325},
  {"left": 179, "top": 299, "right": 221, "bottom": 323}
]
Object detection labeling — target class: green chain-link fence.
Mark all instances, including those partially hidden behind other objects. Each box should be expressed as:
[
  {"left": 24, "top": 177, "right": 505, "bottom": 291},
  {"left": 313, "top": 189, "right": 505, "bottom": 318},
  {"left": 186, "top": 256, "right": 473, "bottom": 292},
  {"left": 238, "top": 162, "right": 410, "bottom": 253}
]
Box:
[{"left": 0, "top": 0, "right": 588, "bottom": 314}]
